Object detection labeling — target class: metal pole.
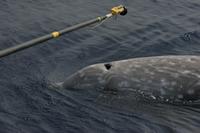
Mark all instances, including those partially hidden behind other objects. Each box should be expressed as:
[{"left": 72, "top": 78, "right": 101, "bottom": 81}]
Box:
[{"left": 0, "top": 5, "right": 127, "bottom": 58}]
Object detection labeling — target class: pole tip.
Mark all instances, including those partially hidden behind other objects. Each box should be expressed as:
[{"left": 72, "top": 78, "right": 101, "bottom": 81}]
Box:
[
  {"left": 120, "top": 6, "right": 127, "bottom": 16},
  {"left": 111, "top": 5, "right": 128, "bottom": 16}
]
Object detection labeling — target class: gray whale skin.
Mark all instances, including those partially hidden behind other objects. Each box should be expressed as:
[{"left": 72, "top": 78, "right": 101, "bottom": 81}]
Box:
[{"left": 61, "top": 56, "right": 200, "bottom": 102}]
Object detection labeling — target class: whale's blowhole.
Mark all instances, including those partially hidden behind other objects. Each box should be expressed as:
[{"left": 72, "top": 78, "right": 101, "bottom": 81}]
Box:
[{"left": 104, "top": 63, "right": 112, "bottom": 70}]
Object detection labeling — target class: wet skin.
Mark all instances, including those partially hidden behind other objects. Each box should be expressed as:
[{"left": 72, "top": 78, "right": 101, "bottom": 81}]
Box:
[{"left": 62, "top": 56, "right": 200, "bottom": 102}]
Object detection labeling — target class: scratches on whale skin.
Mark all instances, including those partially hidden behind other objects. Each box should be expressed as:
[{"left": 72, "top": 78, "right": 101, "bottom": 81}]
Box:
[
  {"left": 98, "top": 89, "right": 198, "bottom": 106},
  {"left": 62, "top": 56, "right": 200, "bottom": 106}
]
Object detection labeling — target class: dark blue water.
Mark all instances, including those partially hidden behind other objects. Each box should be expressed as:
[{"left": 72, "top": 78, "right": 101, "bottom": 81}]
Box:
[{"left": 0, "top": 0, "right": 200, "bottom": 133}]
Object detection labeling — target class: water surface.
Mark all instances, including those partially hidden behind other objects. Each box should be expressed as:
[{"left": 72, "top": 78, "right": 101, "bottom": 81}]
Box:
[{"left": 0, "top": 0, "right": 200, "bottom": 133}]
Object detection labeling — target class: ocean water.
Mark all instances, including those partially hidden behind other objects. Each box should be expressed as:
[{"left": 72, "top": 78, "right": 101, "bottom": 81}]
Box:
[{"left": 0, "top": 0, "right": 200, "bottom": 133}]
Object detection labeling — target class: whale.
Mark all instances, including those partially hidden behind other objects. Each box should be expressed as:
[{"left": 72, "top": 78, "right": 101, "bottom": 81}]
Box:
[{"left": 61, "top": 55, "right": 200, "bottom": 103}]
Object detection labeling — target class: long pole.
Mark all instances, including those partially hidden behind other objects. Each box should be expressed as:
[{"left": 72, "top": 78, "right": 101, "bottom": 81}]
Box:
[{"left": 0, "top": 5, "right": 127, "bottom": 58}]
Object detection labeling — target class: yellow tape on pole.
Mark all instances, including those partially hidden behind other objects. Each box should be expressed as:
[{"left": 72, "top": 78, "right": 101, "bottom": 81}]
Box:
[{"left": 52, "top": 32, "right": 60, "bottom": 38}]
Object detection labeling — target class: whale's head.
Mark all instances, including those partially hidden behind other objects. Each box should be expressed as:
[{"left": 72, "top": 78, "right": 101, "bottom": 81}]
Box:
[{"left": 62, "top": 63, "right": 113, "bottom": 89}]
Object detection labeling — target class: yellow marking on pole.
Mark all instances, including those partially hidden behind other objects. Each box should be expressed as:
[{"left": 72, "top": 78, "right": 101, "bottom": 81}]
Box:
[
  {"left": 111, "top": 5, "right": 125, "bottom": 15},
  {"left": 52, "top": 32, "right": 60, "bottom": 38}
]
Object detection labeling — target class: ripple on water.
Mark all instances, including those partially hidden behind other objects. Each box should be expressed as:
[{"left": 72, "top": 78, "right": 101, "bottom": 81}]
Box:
[{"left": 0, "top": 0, "right": 200, "bottom": 133}]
